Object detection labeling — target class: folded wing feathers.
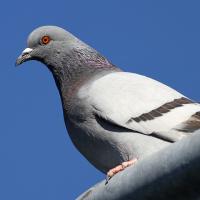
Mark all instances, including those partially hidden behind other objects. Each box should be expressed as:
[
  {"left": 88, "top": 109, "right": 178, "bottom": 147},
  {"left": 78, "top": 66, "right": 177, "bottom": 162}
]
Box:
[
  {"left": 127, "top": 97, "right": 194, "bottom": 124},
  {"left": 86, "top": 72, "right": 200, "bottom": 140},
  {"left": 175, "top": 111, "right": 200, "bottom": 133}
]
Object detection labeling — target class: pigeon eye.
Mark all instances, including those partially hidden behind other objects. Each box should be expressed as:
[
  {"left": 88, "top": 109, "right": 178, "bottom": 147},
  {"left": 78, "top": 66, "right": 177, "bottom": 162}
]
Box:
[{"left": 41, "top": 36, "right": 51, "bottom": 45}]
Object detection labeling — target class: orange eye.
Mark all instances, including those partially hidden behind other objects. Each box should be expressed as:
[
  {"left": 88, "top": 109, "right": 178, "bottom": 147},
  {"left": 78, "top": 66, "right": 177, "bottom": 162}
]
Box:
[{"left": 41, "top": 35, "right": 51, "bottom": 45}]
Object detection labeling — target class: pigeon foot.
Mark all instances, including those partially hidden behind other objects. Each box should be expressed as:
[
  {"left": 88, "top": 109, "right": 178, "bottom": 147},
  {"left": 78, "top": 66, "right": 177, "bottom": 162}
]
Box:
[{"left": 106, "top": 158, "right": 138, "bottom": 183}]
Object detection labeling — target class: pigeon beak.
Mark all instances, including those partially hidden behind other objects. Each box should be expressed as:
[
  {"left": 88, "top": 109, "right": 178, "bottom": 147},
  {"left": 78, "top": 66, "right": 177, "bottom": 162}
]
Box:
[{"left": 15, "top": 48, "right": 33, "bottom": 66}]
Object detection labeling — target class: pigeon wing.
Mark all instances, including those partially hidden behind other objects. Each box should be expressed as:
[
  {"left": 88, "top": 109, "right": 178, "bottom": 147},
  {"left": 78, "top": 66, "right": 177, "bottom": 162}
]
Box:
[{"left": 81, "top": 72, "right": 200, "bottom": 142}]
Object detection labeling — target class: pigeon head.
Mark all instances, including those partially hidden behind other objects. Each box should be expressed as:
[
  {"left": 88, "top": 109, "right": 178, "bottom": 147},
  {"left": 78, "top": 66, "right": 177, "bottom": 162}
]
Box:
[{"left": 16, "top": 26, "right": 82, "bottom": 68}]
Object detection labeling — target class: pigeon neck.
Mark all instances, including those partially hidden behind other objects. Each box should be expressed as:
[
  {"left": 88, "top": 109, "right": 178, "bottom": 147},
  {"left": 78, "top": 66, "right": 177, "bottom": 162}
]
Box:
[{"left": 48, "top": 47, "right": 120, "bottom": 111}]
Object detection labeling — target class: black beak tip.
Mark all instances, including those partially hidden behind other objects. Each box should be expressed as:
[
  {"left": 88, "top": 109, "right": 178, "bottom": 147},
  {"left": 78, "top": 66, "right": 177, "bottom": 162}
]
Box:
[
  {"left": 15, "top": 54, "right": 32, "bottom": 67},
  {"left": 16, "top": 48, "right": 33, "bottom": 67}
]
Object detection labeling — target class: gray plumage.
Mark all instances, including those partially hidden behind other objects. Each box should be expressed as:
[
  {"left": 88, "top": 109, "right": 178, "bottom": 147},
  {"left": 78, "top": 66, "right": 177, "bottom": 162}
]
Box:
[{"left": 16, "top": 26, "right": 200, "bottom": 174}]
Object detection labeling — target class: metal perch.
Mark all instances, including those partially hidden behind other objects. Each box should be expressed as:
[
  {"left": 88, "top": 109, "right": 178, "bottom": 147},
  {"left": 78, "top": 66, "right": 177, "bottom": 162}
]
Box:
[{"left": 76, "top": 131, "right": 200, "bottom": 200}]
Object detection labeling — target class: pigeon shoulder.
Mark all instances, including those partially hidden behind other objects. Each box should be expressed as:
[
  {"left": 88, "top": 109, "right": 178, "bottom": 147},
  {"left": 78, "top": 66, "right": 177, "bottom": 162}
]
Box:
[{"left": 79, "top": 71, "right": 185, "bottom": 117}]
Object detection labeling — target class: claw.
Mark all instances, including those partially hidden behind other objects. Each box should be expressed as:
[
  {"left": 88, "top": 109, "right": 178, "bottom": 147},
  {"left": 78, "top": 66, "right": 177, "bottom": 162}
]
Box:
[{"left": 105, "top": 175, "right": 111, "bottom": 184}]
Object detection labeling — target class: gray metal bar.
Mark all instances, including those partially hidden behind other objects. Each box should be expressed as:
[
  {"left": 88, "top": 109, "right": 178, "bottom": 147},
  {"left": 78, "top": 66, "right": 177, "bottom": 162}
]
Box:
[{"left": 76, "top": 131, "right": 200, "bottom": 200}]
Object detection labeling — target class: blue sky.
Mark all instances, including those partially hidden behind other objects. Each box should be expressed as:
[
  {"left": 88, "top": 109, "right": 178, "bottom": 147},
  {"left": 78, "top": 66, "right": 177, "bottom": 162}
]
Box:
[{"left": 1, "top": 1, "right": 200, "bottom": 199}]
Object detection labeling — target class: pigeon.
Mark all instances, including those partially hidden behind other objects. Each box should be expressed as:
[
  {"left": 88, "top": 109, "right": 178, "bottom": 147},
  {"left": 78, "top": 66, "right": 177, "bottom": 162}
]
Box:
[{"left": 16, "top": 26, "right": 200, "bottom": 179}]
